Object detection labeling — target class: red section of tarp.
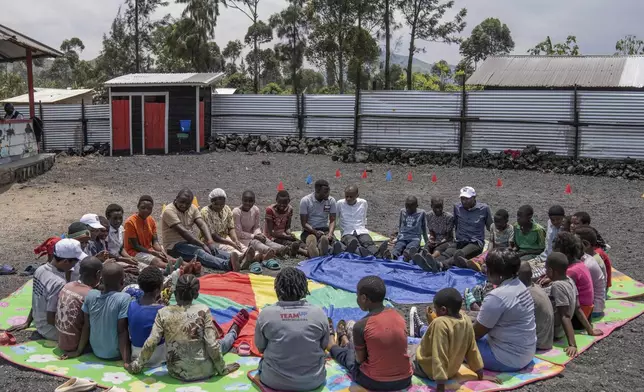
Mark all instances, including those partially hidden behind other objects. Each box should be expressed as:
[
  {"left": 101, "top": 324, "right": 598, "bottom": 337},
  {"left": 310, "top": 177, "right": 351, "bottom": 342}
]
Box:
[
  {"left": 111, "top": 98, "right": 130, "bottom": 152},
  {"left": 144, "top": 102, "right": 165, "bottom": 151},
  {"left": 199, "top": 101, "right": 205, "bottom": 149}
]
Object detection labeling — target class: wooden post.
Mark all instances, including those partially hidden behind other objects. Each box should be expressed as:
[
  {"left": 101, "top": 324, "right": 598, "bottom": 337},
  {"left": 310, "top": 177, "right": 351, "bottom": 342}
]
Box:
[
  {"left": 26, "top": 49, "right": 35, "bottom": 119},
  {"left": 573, "top": 85, "right": 580, "bottom": 159},
  {"left": 458, "top": 79, "right": 467, "bottom": 168}
]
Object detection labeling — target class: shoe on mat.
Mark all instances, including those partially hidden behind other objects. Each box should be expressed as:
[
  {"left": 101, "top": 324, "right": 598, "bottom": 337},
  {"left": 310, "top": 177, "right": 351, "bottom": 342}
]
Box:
[
  {"left": 409, "top": 306, "right": 426, "bottom": 338},
  {"left": 346, "top": 320, "right": 355, "bottom": 345},
  {"left": 327, "top": 317, "right": 336, "bottom": 339},
  {"left": 346, "top": 239, "right": 359, "bottom": 254},
  {"left": 0, "top": 332, "right": 16, "bottom": 346},
  {"left": 336, "top": 320, "right": 349, "bottom": 347},
  {"left": 454, "top": 255, "right": 469, "bottom": 269},
  {"left": 332, "top": 241, "right": 342, "bottom": 256},
  {"left": 412, "top": 254, "right": 432, "bottom": 272},
  {"left": 319, "top": 236, "right": 330, "bottom": 256},
  {"left": 382, "top": 249, "right": 393, "bottom": 260},
  {"left": 229, "top": 309, "right": 250, "bottom": 334},
  {"left": 358, "top": 247, "right": 371, "bottom": 257},
  {"left": 408, "top": 246, "right": 419, "bottom": 258},
  {"left": 466, "top": 258, "right": 482, "bottom": 272},
  {"left": 423, "top": 254, "right": 440, "bottom": 273},
  {"left": 55, "top": 378, "right": 97, "bottom": 392},
  {"left": 464, "top": 288, "right": 477, "bottom": 311},
  {"left": 237, "top": 341, "right": 251, "bottom": 356},
  {"left": 375, "top": 241, "right": 388, "bottom": 258}
]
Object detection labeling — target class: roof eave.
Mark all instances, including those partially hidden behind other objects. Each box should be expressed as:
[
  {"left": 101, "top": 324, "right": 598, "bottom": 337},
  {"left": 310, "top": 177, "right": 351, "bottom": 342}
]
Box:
[{"left": 105, "top": 83, "right": 215, "bottom": 88}]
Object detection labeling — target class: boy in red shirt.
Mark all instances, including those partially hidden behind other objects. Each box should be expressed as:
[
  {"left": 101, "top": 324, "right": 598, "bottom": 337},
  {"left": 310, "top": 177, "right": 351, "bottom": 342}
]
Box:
[{"left": 328, "top": 276, "right": 412, "bottom": 391}]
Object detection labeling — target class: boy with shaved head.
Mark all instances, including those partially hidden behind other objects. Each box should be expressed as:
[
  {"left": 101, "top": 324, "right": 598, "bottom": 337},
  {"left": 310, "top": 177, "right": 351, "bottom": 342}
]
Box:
[{"left": 337, "top": 185, "right": 389, "bottom": 257}]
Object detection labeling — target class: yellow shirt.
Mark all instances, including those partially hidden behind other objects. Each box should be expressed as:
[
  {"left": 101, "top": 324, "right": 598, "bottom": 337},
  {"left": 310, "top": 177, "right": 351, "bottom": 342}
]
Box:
[
  {"left": 160, "top": 203, "right": 201, "bottom": 250},
  {"left": 415, "top": 313, "right": 483, "bottom": 381}
]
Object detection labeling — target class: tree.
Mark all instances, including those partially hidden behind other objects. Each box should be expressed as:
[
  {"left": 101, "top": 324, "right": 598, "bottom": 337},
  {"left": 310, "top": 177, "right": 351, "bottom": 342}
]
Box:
[
  {"left": 346, "top": 24, "right": 380, "bottom": 90},
  {"left": 297, "top": 69, "right": 325, "bottom": 92},
  {"left": 0, "top": 67, "right": 26, "bottom": 101},
  {"left": 223, "top": 72, "right": 253, "bottom": 93},
  {"left": 260, "top": 82, "right": 284, "bottom": 94},
  {"left": 398, "top": 0, "right": 465, "bottom": 90},
  {"left": 269, "top": 1, "right": 308, "bottom": 94},
  {"left": 227, "top": 0, "right": 273, "bottom": 93},
  {"left": 615, "top": 35, "right": 644, "bottom": 55},
  {"left": 245, "top": 48, "right": 282, "bottom": 86},
  {"left": 459, "top": 17, "right": 514, "bottom": 68},
  {"left": 125, "top": 0, "right": 169, "bottom": 71},
  {"left": 223, "top": 39, "right": 244, "bottom": 73},
  {"left": 528, "top": 35, "right": 580, "bottom": 56},
  {"left": 454, "top": 57, "right": 474, "bottom": 85},
  {"left": 430, "top": 59, "right": 452, "bottom": 91}
]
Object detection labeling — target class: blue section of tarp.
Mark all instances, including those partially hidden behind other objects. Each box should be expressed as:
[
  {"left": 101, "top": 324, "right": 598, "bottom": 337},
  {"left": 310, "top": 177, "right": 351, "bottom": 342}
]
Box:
[{"left": 298, "top": 253, "right": 486, "bottom": 304}]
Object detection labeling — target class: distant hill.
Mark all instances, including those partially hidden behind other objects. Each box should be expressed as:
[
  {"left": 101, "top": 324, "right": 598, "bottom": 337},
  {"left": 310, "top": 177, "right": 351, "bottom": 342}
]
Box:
[{"left": 379, "top": 51, "right": 455, "bottom": 74}]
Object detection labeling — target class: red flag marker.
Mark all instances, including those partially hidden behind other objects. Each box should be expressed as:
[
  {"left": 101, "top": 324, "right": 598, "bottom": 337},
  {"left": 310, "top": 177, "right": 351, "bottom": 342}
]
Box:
[
  {"left": 277, "top": 181, "right": 285, "bottom": 191},
  {"left": 497, "top": 178, "right": 503, "bottom": 187},
  {"left": 431, "top": 173, "right": 437, "bottom": 183},
  {"left": 335, "top": 169, "right": 341, "bottom": 178},
  {"left": 407, "top": 172, "right": 413, "bottom": 182},
  {"left": 564, "top": 184, "right": 572, "bottom": 195},
  {"left": 361, "top": 170, "right": 368, "bottom": 179}
]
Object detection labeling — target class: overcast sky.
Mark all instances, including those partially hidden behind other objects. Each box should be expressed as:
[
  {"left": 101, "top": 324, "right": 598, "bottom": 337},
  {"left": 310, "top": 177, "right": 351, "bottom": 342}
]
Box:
[{"left": 10, "top": 0, "right": 644, "bottom": 66}]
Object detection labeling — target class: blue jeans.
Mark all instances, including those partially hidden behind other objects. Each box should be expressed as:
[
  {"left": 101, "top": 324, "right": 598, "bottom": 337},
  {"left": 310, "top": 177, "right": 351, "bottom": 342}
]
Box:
[
  {"left": 219, "top": 329, "right": 237, "bottom": 354},
  {"left": 169, "top": 242, "right": 231, "bottom": 271},
  {"left": 392, "top": 238, "right": 420, "bottom": 258},
  {"left": 476, "top": 335, "right": 523, "bottom": 372}
]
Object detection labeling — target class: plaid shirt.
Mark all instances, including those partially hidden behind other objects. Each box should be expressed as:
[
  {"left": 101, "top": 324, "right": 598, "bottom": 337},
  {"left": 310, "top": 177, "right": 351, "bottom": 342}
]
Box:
[{"left": 426, "top": 211, "right": 454, "bottom": 242}]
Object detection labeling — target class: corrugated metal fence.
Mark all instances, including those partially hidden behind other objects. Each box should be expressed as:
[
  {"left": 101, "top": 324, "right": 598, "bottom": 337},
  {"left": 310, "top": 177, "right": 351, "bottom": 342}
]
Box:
[{"left": 22, "top": 90, "right": 644, "bottom": 160}]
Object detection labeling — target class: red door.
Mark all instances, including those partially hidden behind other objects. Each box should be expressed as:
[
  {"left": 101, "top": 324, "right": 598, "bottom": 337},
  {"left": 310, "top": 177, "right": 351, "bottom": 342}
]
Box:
[
  {"left": 199, "top": 101, "right": 205, "bottom": 149},
  {"left": 112, "top": 98, "right": 130, "bottom": 154},
  {"left": 144, "top": 102, "right": 165, "bottom": 153}
]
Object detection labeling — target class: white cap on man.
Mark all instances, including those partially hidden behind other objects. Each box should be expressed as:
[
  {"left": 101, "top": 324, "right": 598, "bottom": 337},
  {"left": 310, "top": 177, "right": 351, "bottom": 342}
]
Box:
[
  {"left": 53, "top": 238, "right": 88, "bottom": 260},
  {"left": 459, "top": 186, "right": 476, "bottom": 198},
  {"left": 80, "top": 213, "right": 104, "bottom": 229}
]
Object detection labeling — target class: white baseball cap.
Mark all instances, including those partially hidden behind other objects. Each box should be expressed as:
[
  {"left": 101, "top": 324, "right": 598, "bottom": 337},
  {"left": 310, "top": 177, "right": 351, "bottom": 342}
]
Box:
[
  {"left": 54, "top": 238, "right": 88, "bottom": 260},
  {"left": 459, "top": 186, "right": 477, "bottom": 198},
  {"left": 80, "top": 213, "right": 104, "bottom": 229}
]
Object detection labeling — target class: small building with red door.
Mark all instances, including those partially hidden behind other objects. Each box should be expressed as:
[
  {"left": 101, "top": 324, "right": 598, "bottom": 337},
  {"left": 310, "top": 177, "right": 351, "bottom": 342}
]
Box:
[{"left": 105, "top": 73, "right": 224, "bottom": 155}]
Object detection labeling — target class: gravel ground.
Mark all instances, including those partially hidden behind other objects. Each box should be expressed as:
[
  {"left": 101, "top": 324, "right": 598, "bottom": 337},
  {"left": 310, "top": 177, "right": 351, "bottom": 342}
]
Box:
[{"left": 0, "top": 152, "right": 643, "bottom": 392}]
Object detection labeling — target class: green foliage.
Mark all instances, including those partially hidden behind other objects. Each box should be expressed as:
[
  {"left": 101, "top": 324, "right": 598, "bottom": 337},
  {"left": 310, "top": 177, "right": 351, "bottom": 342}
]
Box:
[
  {"left": 223, "top": 72, "right": 253, "bottom": 93},
  {"left": 269, "top": 1, "right": 308, "bottom": 93},
  {"left": 260, "top": 82, "right": 284, "bottom": 94},
  {"left": 460, "top": 17, "right": 514, "bottom": 66},
  {"left": 430, "top": 59, "right": 452, "bottom": 91},
  {"left": 615, "top": 35, "right": 644, "bottom": 55},
  {"left": 0, "top": 67, "right": 26, "bottom": 101},
  {"left": 528, "top": 35, "right": 580, "bottom": 56}
]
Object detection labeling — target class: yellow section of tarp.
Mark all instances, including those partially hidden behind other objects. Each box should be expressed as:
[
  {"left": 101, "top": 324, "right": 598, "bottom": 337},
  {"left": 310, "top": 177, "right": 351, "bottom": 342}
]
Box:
[{"left": 249, "top": 273, "right": 327, "bottom": 308}]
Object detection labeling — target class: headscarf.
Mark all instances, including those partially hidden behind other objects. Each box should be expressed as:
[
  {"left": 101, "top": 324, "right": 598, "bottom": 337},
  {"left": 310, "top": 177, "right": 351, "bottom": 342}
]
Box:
[{"left": 208, "top": 188, "right": 226, "bottom": 200}]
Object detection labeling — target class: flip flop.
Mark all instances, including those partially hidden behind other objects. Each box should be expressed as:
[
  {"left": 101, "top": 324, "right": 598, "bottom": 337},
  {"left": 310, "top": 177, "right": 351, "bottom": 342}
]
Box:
[
  {"left": 262, "top": 259, "right": 281, "bottom": 271},
  {"left": 336, "top": 320, "right": 348, "bottom": 346},
  {"left": 0, "top": 264, "right": 16, "bottom": 275},
  {"left": 55, "top": 377, "right": 97, "bottom": 392},
  {"left": 0, "top": 332, "right": 16, "bottom": 346},
  {"left": 20, "top": 264, "right": 39, "bottom": 276},
  {"left": 237, "top": 342, "right": 251, "bottom": 356},
  {"left": 229, "top": 309, "right": 250, "bottom": 333},
  {"left": 249, "top": 262, "right": 263, "bottom": 274},
  {"left": 327, "top": 317, "right": 336, "bottom": 339}
]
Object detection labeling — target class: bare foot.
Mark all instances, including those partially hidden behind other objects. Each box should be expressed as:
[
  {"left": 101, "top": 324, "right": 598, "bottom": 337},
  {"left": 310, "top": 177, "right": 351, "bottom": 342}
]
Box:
[
  {"left": 230, "top": 252, "right": 240, "bottom": 272},
  {"left": 263, "top": 249, "right": 276, "bottom": 261}
]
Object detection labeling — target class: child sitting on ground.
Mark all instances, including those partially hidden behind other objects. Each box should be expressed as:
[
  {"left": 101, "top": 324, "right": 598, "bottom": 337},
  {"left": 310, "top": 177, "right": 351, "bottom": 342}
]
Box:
[
  {"left": 328, "top": 276, "right": 412, "bottom": 391},
  {"left": 264, "top": 190, "right": 309, "bottom": 258},
  {"left": 410, "top": 288, "right": 484, "bottom": 392},
  {"left": 233, "top": 190, "right": 288, "bottom": 262},
  {"left": 512, "top": 205, "right": 546, "bottom": 261},
  {"left": 126, "top": 274, "right": 245, "bottom": 381},
  {"left": 576, "top": 227, "right": 607, "bottom": 317},
  {"left": 518, "top": 261, "right": 554, "bottom": 351},
  {"left": 393, "top": 196, "right": 429, "bottom": 261},
  {"left": 77, "top": 263, "right": 132, "bottom": 361},
  {"left": 571, "top": 212, "right": 607, "bottom": 250},
  {"left": 425, "top": 197, "right": 454, "bottom": 259},
  {"left": 57, "top": 257, "right": 103, "bottom": 358},
  {"left": 465, "top": 209, "right": 514, "bottom": 272},
  {"left": 541, "top": 232, "right": 595, "bottom": 330},
  {"left": 545, "top": 252, "right": 603, "bottom": 357},
  {"left": 106, "top": 204, "right": 139, "bottom": 265},
  {"left": 336, "top": 185, "right": 389, "bottom": 257},
  {"left": 128, "top": 267, "right": 167, "bottom": 368},
  {"left": 539, "top": 205, "right": 566, "bottom": 262}
]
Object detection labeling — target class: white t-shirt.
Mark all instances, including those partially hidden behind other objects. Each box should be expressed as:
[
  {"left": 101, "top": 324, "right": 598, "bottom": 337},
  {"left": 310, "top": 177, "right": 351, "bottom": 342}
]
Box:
[
  {"left": 336, "top": 198, "right": 369, "bottom": 236},
  {"left": 32, "top": 263, "right": 67, "bottom": 340},
  {"left": 583, "top": 253, "right": 606, "bottom": 313},
  {"left": 477, "top": 277, "right": 537, "bottom": 369},
  {"left": 107, "top": 225, "right": 124, "bottom": 257}
]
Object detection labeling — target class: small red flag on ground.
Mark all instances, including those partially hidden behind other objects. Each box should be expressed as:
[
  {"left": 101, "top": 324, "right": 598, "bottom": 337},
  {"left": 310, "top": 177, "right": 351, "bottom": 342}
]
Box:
[
  {"left": 497, "top": 178, "right": 503, "bottom": 187},
  {"left": 407, "top": 172, "right": 413, "bottom": 181},
  {"left": 565, "top": 184, "right": 572, "bottom": 194},
  {"left": 277, "top": 181, "right": 285, "bottom": 191},
  {"left": 431, "top": 173, "right": 437, "bottom": 183},
  {"left": 336, "top": 169, "right": 341, "bottom": 178},
  {"left": 361, "top": 170, "right": 368, "bottom": 179}
]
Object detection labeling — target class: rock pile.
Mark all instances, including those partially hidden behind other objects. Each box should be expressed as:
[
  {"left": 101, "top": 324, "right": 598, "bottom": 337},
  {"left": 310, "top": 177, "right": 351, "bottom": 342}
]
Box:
[
  {"left": 56, "top": 143, "right": 111, "bottom": 157},
  {"left": 207, "top": 134, "right": 352, "bottom": 156}
]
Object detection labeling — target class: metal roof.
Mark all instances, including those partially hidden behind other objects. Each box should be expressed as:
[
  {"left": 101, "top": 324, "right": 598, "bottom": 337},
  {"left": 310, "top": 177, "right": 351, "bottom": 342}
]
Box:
[
  {"left": 0, "top": 23, "right": 63, "bottom": 63},
  {"left": 466, "top": 56, "right": 644, "bottom": 88},
  {"left": 214, "top": 88, "right": 237, "bottom": 95},
  {"left": 2, "top": 88, "right": 94, "bottom": 104},
  {"left": 105, "top": 73, "right": 225, "bottom": 87}
]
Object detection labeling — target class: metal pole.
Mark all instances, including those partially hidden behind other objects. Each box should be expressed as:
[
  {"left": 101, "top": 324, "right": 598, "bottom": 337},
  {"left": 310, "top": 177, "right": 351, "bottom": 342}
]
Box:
[
  {"left": 352, "top": 0, "right": 362, "bottom": 151},
  {"left": 135, "top": 0, "right": 140, "bottom": 73},
  {"left": 26, "top": 49, "right": 35, "bottom": 119},
  {"left": 300, "top": 92, "right": 306, "bottom": 138},
  {"left": 459, "top": 78, "right": 467, "bottom": 168},
  {"left": 573, "top": 85, "right": 580, "bottom": 159},
  {"left": 81, "top": 99, "right": 88, "bottom": 146},
  {"left": 296, "top": 92, "right": 302, "bottom": 138},
  {"left": 39, "top": 101, "right": 45, "bottom": 151}
]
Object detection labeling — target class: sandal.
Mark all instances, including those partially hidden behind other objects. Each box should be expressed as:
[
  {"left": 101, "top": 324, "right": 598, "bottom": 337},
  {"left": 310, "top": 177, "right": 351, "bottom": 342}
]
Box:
[
  {"left": 336, "top": 320, "right": 348, "bottom": 347},
  {"left": 229, "top": 309, "right": 250, "bottom": 334},
  {"left": 249, "top": 262, "right": 263, "bottom": 274},
  {"left": 0, "top": 264, "right": 16, "bottom": 275},
  {"left": 237, "top": 341, "right": 251, "bottom": 356},
  {"left": 0, "top": 332, "right": 17, "bottom": 346},
  {"left": 327, "top": 317, "right": 336, "bottom": 339},
  {"left": 262, "top": 259, "right": 281, "bottom": 271},
  {"left": 464, "top": 288, "right": 477, "bottom": 311}
]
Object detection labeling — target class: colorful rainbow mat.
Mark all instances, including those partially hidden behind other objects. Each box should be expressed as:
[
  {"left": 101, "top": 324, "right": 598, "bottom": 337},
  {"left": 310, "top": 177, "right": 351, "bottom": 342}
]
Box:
[{"left": 0, "top": 270, "right": 643, "bottom": 392}]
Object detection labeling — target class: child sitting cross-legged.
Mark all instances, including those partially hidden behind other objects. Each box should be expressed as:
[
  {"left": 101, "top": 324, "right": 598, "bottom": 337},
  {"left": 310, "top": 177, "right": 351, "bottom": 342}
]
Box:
[
  {"left": 126, "top": 274, "right": 247, "bottom": 381},
  {"left": 512, "top": 205, "right": 546, "bottom": 261},
  {"left": 544, "top": 252, "right": 603, "bottom": 358},
  {"left": 410, "top": 288, "right": 486, "bottom": 392},
  {"left": 425, "top": 197, "right": 454, "bottom": 259},
  {"left": 328, "top": 276, "right": 412, "bottom": 391},
  {"left": 575, "top": 227, "right": 607, "bottom": 318},
  {"left": 518, "top": 261, "right": 554, "bottom": 351},
  {"left": 264, "top": 190, "right": 309, "bottom": 258},
  {"left": 393, "top": 196, "right": 429, "bottom": 261},
  {"left": 464, "top": 209, "right": 514, "bottom": 273}
]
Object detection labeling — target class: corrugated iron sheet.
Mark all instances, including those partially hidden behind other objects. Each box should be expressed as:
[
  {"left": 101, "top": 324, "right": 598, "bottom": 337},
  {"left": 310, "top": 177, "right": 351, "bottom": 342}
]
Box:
[
  {"left": 211, "top": 95, "right": 298, "bottom": 137},
  {"left": 105, "top": 73, "right": 224, "bottom": 87},
  {"left": 359, "top": 91, "right": 460, "bottom": 152},
  {"left": 0, "top": 23, "right": 63, "bottom": 61},
  {"left": 304, "top": 94, "right": 354, "bottom": 139},
  {"left": 465, "top": 91, "right": 575, "bottom": 155},
  {"left": 466, "top": 56, "right": 643, "bottom": 88},
  {"left": 579, "top": 91, "right": 644, "bottom": 159},
  {"left": 85, "top": 105, "right": 110, "bottom": 145}
]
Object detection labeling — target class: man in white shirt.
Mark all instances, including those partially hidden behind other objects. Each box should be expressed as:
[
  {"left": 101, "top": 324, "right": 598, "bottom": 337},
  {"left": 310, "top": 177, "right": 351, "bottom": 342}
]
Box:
[{"left": 336, "top": 185, "right": 389, "bottom": 257}]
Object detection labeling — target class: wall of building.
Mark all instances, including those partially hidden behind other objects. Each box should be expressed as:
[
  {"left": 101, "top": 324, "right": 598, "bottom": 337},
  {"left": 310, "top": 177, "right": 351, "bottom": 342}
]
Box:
[{"left": 0, "top": 120, "right": 38, "bottom": 164}]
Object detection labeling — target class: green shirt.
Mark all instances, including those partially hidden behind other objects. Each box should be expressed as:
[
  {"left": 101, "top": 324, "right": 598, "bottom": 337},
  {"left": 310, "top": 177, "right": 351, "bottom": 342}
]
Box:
[{"left": 513, "top": 221, "right": 546, "bottom": 252}]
